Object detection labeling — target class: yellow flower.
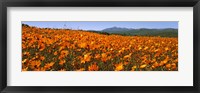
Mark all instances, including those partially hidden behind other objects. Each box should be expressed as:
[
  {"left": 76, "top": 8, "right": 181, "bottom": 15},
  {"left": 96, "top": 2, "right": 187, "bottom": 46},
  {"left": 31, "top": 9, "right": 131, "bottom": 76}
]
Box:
[
  {"left": 131, "top": 66, "right": 137, "bottom": 71},
  {"left": 123, "top": 53, "right": 132, "bottom": 59},
  {"left": 140, "top": 64, "right": 147, "bottom": 69},
  {"left": 22, "top": 59, "right": 28, "bottom": 63},
  {"left": 77, "top": 68, "right": 85, "bottom": 71}
]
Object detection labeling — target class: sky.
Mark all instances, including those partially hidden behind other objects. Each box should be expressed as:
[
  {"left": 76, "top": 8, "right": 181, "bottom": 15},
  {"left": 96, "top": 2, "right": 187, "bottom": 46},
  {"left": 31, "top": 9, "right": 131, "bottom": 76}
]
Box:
[{"left": 22, "top": 21, "right": 178, "bottom": 31}]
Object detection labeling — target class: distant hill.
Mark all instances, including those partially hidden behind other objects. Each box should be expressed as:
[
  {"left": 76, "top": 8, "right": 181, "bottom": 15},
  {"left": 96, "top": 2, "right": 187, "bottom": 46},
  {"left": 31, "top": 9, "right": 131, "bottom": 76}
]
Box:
[
  {"left": 102, "top": 26, "right": 131, "bottom": 32},
  {"left": 100, "top": 27, "right": 178, "bottom": 37}
]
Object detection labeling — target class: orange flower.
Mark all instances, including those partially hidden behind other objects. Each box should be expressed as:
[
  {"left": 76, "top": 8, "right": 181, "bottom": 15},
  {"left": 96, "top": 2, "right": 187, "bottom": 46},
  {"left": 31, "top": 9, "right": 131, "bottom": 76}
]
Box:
[
  {"left": 59, "top": 46, "right": 65, "bottom": 51},
  {"left": 81, "top": 53, "right": 91, "bottom": 63},
  {"left": 29, "top": 60, "right": 41, "bottom": 69},
  {"left": 161, "top": 56, "right": 169, "bottom": 64},
  {"left": 171, "top": 63, "right": 177, "bottom": 70},
  {"left": 115, "top": 63, "right": 124, "bottom": 71},
  {"left": 101, "top": 53, "right": 107, "bottom": 62},
  {"left": 95, "top": 54, "right": 101, "bottom": 59},
  {"left": 40, "top": 56, "right": 45, "bottom": 61},
  {"left": 59, "top": 60, "right": 66, "bottom": 65},
  {"left": 23, "top": 52, "right": 30, "bottom": 56},
  {"left": 54, "top": 51, "right": 58, "bottom": 55},
  {"left": 44, "top": 62, "right": 55, "bottom": 70},
  {"left": 61, "top": 50, "right": 69, "bottom": 56},
  {"left": 22, "top": 67, "right": 28, "bottom": 71},
  {"left": 165, "top": 64, "right": 171, "bottom": 69},
  {"left": 38, "top": 43, "right": 45, "bottom": 51},
  {"left": 88, "top": 63, "right": 99, "bottom": 71},
  {"left": 165, "top": 47, "right": 169, "bottom": 51},
  {"left": 152, "top": 62, "right": 159, "bottom": 69},
  {"left": 124, "top": 61, "right": 129, "bottom": 65},
  {"left": 78, "top": 43, "right": 87, "bottom": 48}
]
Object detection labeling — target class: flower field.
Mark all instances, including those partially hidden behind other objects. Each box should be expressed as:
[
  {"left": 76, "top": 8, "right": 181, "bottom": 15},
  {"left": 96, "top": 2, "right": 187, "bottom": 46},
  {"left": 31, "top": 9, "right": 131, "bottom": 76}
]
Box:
[{"left": 22, "top": 26, "right": 178, "bottom": 71}]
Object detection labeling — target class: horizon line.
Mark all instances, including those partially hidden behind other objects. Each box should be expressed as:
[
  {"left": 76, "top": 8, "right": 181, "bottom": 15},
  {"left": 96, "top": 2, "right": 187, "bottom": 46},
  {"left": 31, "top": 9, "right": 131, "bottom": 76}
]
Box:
[{"left": 22, "top": 24, "right": 178, "bottom": 31}]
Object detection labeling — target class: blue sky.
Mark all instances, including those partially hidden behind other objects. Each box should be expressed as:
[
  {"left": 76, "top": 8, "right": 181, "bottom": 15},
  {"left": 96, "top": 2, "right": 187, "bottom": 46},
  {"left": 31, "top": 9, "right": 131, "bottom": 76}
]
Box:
[{"left": 22, "top": 21, "right": 178, "bottom": 31}]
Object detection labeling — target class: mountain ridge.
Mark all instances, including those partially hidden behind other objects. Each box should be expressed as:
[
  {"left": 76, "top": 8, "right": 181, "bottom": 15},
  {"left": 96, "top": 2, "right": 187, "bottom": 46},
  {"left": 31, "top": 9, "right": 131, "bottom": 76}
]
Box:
[
  {"left": 99, "top": 27, "right": 178, "bottom": 37},
  {"left": 101, "top": 26, "right": 178, "bottom": 32}
]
